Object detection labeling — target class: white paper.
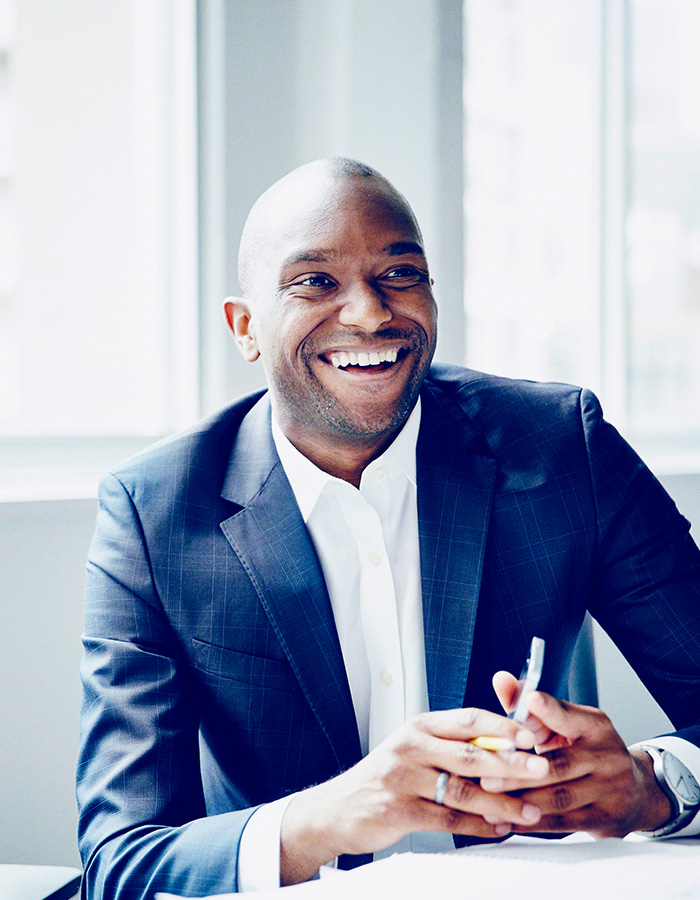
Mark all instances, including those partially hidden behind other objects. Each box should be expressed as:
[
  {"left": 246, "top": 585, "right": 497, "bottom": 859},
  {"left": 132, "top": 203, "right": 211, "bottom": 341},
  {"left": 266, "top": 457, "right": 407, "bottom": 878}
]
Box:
[{"left": 155, "top": 834, "right": 700, "bottom": 900}]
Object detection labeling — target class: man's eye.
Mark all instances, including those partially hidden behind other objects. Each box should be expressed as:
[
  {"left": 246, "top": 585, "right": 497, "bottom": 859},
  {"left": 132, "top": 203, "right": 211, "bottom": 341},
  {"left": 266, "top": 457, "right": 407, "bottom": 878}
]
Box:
[
  {"left": 299, "top": 275, "right": 334, "bottom": 287},
  {"left": 384, "top": 266, "right": 428, "bottom": 281}
]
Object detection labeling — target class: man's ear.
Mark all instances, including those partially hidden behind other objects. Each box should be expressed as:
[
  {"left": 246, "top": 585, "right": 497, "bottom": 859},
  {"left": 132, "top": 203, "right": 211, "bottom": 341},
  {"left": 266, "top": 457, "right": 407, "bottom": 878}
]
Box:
[{"left": 223, "top": 297, "right": 260, "bottom": 362}]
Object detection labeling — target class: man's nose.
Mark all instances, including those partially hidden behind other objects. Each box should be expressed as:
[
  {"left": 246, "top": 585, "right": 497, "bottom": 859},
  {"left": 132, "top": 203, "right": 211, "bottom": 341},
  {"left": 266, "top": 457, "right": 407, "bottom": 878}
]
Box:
[{"left": 338, "top": 283, "right": 393, "bottom": 331}]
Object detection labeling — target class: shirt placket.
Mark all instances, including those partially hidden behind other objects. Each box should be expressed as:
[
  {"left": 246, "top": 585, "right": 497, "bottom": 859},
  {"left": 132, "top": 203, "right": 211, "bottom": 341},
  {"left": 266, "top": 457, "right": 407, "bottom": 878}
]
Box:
[{"left": 343, "top": 483, "right": 405, "bottom": 751}]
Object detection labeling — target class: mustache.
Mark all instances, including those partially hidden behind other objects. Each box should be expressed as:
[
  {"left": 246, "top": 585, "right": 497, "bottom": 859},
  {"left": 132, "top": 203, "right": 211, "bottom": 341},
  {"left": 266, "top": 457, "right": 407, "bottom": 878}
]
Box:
[{"left": 303, "top": 327, "right": 426, "bottom": 356}]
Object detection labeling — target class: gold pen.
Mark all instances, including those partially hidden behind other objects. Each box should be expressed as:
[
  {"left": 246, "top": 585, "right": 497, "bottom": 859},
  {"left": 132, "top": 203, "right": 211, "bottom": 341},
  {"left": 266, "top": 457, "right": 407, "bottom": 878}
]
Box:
[{"left": 469, "top": 736, "right": 515, "bottom": 751}]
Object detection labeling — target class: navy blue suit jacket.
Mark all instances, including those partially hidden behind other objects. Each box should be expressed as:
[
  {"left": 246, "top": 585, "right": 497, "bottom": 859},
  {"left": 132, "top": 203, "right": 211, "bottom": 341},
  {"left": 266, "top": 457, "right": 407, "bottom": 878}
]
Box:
[{"left": 77, "top": 365, "right": 700, "bottom": 898}]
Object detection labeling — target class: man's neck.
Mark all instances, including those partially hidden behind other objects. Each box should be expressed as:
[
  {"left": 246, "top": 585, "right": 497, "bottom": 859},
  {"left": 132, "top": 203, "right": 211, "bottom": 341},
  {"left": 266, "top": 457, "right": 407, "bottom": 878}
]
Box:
[{"left": 280, "top": 431, "right": 397, "bottom": 488}]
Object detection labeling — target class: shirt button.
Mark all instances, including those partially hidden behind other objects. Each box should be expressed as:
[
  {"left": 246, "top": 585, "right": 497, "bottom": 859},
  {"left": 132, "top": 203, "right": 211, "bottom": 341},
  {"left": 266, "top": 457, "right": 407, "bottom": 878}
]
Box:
[
  {"left": 368, "top": 551, "right": 381, "bottom": 566},
  {"left": 379, "top": 669, "right": 393, "bottom": 686},
  {"left": 374, "top": 468, "right": 386, "bottom": 482}
]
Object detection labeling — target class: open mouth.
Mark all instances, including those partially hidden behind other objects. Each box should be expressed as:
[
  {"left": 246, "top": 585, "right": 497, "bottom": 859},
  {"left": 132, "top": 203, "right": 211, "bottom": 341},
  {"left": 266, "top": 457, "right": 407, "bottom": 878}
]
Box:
[{"left": 326, "top": 346, "right": 405, "bottom": 372}]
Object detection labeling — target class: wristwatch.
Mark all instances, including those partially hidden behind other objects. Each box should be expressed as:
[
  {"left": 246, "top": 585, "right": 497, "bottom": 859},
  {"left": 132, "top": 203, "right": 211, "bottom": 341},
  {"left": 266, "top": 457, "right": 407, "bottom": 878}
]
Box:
[{"left": 638, "top": 744, "right": 700, "bottom": 836}]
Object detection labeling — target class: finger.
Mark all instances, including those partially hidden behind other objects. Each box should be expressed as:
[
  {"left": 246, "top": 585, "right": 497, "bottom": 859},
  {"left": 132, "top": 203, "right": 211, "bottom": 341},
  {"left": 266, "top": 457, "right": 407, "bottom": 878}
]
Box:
[
  {"left": 532, "top": 732, "right": 574, "bottom": 754},
  {"left": 516, "top": 775, "right": 595, "bottom": 816},
  {"left": 492, "top": 672, "right": 552, "bottom": 745},
  {"left": 482, "top": 742, "right": 596, "bottom": 793},
  {"left": 421, "top": 772, "right": 543, "bottom": 828},
  {"left": 417, "top": 706, "right": 534, "bottom": 747},
  {"left": 417, "top": 733, "right": 550, "bottom": 786},
  {"left": 410, "top": 801, "right": 514, "bottom": 839},
  {"left": 509, "top": 805, "right": 624, "bottom": 837},
  {"left": 409, "top": 708, "right": 549, "bottom": 782},
  {"left": 492, "top": 670, "right": 518, "bottom": 714},
  {"left": 526, "top": 692, "right": 601, "bottom": 743}
]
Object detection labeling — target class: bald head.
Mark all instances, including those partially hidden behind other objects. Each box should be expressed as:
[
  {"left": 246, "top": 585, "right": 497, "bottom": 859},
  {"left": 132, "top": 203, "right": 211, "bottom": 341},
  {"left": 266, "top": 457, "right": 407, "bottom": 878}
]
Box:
[{"left": 237, "top": 157, "right": 423, "bottom": 301}]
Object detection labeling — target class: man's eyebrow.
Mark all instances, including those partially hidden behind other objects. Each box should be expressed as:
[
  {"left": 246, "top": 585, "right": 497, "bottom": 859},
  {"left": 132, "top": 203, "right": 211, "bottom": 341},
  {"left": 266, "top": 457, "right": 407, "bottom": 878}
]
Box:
[
  {"left": 281, "top": 249, "right": 337, "bottom": 268},
  {"left": 384, "top": 240, "right": 425, "bottom": 257},
  {"left": 280, "top": 241, "right": 425, "bottom": 271}
]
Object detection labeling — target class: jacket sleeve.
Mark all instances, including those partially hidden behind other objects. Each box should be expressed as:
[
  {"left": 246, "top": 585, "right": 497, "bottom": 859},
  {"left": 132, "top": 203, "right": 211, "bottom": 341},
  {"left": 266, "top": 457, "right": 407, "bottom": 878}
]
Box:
[
  {"left": 77, "top": 472, "right": 256, "bottom": 899},
  {"left": 581, "top": 388, "right": 700, "bottom": 748}
]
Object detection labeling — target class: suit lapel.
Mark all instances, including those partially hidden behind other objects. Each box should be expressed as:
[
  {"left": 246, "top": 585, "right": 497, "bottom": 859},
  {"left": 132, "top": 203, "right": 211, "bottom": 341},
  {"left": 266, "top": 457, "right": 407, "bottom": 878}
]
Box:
[
  {"left": 219, "top": 397, "right": 361, "bottom": 772},
  {"left": 417, "top": 384, "right": 497, "bottom": 711}
]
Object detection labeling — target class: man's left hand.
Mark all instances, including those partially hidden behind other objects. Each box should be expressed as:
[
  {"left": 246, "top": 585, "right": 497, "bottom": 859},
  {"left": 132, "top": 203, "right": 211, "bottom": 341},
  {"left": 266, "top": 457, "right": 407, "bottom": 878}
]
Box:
[{"left": 482, "top": 673, "right": 673, "bottom": 837}]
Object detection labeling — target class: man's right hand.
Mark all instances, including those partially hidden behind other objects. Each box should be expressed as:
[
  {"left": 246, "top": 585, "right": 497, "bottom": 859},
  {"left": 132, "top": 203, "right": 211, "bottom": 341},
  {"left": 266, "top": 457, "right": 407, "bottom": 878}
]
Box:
[{"left": 279, "top": 706, "right": 550, "bottom": 885}]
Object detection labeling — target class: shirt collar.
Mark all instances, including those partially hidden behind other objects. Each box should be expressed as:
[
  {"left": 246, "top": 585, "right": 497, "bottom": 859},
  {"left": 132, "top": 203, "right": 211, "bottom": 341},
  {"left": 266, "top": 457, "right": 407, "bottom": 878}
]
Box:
[{"left": 271, "top": 399, "right": 421, "bottom": 523}]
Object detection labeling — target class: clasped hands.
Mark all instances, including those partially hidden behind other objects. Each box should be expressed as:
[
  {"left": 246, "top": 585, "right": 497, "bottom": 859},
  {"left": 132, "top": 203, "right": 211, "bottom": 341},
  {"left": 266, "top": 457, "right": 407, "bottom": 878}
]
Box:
[{"left": 280, "top": 672, "right": 672, "bottom": 885}]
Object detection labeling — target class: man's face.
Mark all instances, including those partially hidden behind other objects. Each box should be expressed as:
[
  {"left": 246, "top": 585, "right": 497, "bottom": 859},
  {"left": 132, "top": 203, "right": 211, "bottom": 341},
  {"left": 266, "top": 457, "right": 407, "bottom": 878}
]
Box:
[{"left": 232, "top": 176, "right": 437, "bottom": 451}]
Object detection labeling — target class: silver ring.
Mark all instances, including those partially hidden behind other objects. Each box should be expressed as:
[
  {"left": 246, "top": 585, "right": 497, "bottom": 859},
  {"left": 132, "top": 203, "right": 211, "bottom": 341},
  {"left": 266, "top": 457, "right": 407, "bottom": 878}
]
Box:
[{"left": 433, "top": 771, "right": 449, "bottom": 806}]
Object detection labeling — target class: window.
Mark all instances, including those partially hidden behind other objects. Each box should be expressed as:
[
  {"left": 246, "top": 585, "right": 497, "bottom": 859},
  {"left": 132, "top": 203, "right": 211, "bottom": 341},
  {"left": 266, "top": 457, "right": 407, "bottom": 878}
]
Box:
[
  {"left": 626, "top": 0, "right": 700, "bottom": 456},
  {"left": 0, "top": 0, "right": 197, "bottom": 440},
  {"left": 464, "top": 0, "right": 700, "bottom": 466}
]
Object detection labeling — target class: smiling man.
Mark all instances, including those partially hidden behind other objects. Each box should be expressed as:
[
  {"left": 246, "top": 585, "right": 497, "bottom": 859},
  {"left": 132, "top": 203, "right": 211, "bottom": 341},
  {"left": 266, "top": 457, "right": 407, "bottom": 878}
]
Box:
[{"left": 77, "top": 158, "right": 700, "bottom": 899}]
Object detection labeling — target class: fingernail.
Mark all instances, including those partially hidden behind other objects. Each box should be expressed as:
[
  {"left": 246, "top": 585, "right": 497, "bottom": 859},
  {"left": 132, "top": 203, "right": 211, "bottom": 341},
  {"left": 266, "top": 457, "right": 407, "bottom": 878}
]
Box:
[
  {"left": 514, "top": 729, "right": 535, "bottom": 748},
  {"left": 495, "top": 824, "right": 511, "bottom": 835},
  {"left": 522, "top": 803, "right": 541, "bottom": 823},
  {"left": 526, "top": 755, "right": 548, "bottom": 774}
]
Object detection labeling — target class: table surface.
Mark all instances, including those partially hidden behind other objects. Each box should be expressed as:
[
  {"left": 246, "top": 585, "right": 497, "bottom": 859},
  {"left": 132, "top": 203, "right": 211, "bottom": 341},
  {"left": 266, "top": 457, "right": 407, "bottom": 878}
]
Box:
[
  {"left": 0, "top": 864, "right": 81, "bottom": 900},
  {"left": 156, "top": 833, "right": 700, "bottom": 900}
]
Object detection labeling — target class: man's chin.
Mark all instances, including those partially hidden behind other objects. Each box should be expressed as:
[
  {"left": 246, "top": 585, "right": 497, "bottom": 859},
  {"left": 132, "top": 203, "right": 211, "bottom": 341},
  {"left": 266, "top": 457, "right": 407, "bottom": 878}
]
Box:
[{"left": 313, "top": 392, "right": 419, "bottom": 443}]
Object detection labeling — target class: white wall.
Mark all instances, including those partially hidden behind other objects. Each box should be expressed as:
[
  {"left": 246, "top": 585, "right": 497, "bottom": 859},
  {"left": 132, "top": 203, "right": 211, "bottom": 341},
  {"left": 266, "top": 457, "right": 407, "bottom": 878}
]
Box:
[
  {"left": 594, "top": 473, "right": 700, "bottom": 745},
  {"left": 0, "top": 499, "right": 94, "bottom": 866}
]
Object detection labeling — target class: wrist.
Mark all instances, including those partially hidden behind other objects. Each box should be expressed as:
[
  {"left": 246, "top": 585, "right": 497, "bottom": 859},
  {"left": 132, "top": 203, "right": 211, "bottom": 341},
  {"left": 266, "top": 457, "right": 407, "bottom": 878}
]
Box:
[
  {"left": 630, "top": 748, "right": 674, "bottom": 833},
  {"left": 279, "top": 785, "right": 340, "bottom": 886}
]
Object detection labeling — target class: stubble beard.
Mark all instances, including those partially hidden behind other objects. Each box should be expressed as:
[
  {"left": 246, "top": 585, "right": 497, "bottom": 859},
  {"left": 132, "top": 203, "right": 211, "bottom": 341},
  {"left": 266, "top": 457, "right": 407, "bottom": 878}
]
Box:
[{"left": 286, "top": 326, "right": 434, "bottom": 443}]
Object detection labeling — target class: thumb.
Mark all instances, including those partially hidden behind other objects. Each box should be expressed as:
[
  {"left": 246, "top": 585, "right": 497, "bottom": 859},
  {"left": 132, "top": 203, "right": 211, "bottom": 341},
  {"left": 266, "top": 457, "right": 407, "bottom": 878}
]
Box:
[
  {"left": 492, "top": 670, "right": 519, "bottom": 715},
  {"left": 492, "top": 674, "right": 556, "bottom": 747}
]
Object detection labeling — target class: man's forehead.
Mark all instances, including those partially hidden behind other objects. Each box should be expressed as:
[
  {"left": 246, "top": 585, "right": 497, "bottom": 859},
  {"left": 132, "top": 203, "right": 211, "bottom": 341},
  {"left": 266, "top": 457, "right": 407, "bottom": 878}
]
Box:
[
  {"left": 238, "top": 162, "right": 423, "bottom": 295},
  {"left": 273, "top": 172, "right": 416, "bottom": 231},
  {"left": 276, "top": 179, "right": 421, "bottom": 252}
]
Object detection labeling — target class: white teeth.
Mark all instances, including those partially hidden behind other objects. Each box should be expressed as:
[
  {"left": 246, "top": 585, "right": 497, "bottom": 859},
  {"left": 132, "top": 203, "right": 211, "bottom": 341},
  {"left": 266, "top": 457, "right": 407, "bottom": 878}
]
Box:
[{"left": 329, "top": 347, "right": 401, "bottom": 369}]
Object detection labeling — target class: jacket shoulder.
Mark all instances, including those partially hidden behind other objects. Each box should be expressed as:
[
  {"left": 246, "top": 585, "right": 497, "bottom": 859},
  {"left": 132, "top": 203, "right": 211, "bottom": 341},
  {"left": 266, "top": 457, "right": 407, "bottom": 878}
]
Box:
[
  {"left": 426, "top": 363, "right": 586, "bottom": 424},
  {"left": 424, "top": 364, "right": 591, "bottom": 484},
  {"left": 104, "top": 389, "right": 267, "bottom": 500}
]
